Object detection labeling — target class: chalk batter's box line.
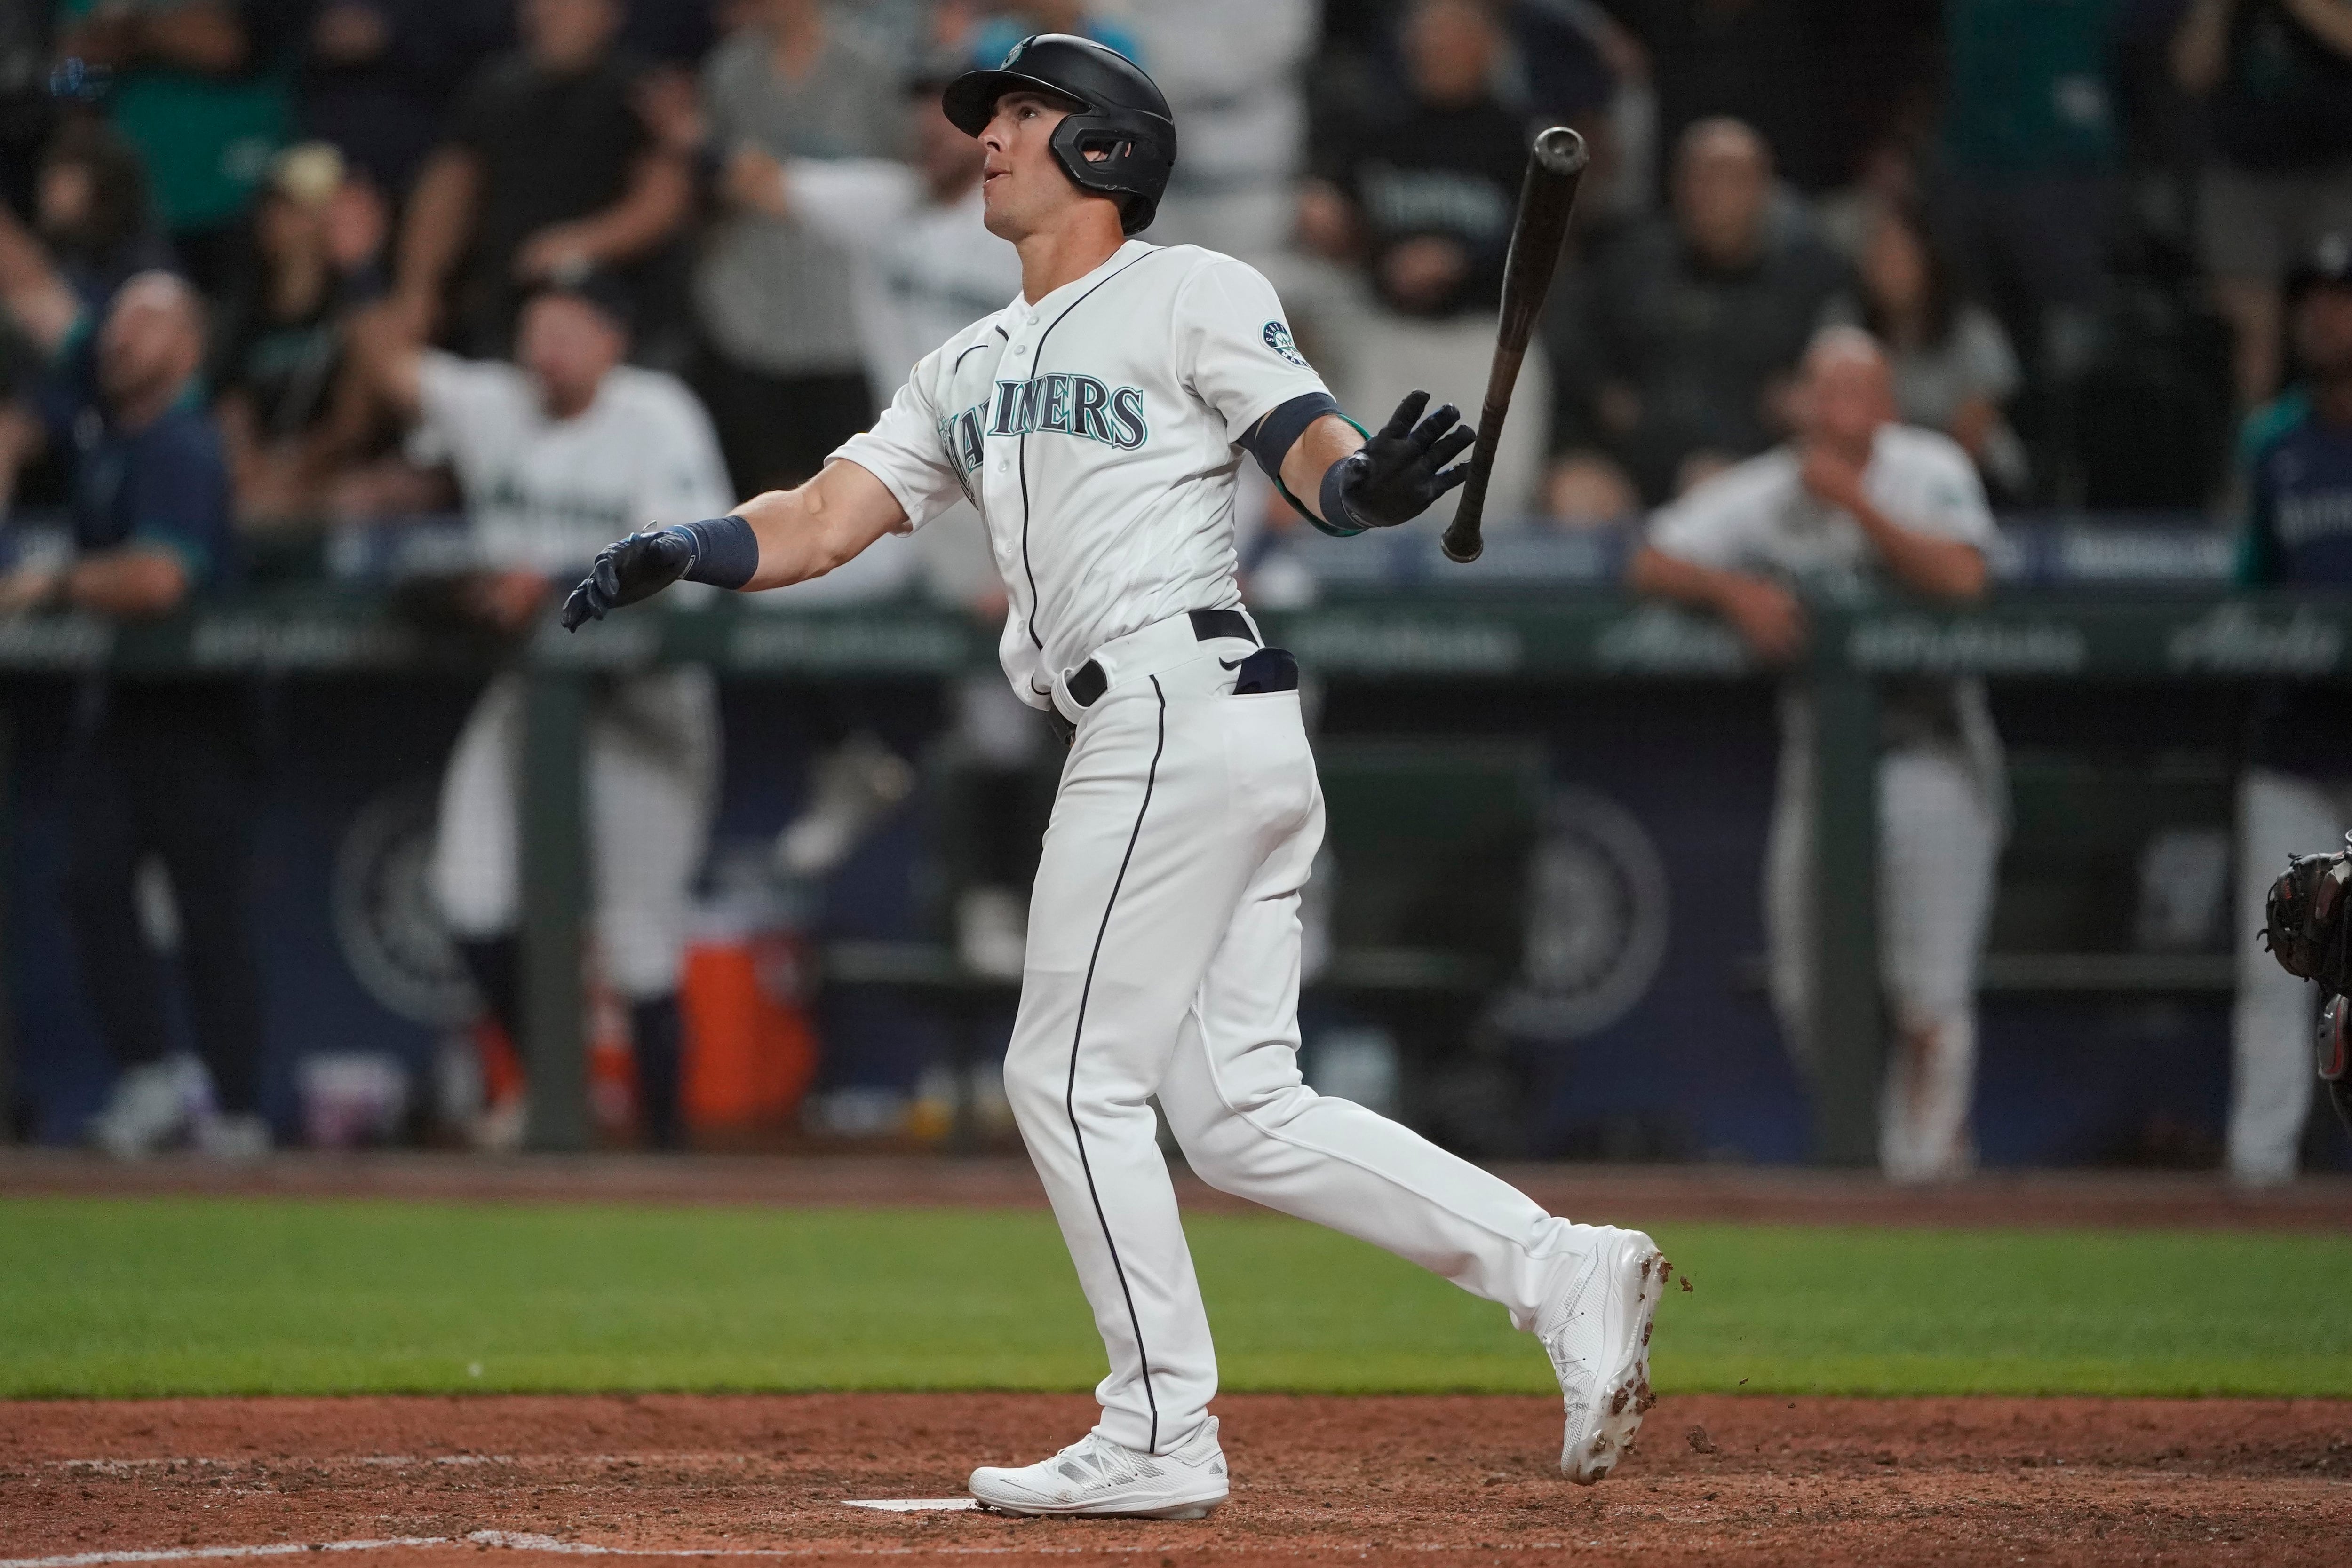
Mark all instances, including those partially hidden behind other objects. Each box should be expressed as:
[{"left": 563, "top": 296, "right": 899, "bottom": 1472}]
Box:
[{"left": 0, "top": 1525, "right": 1598, "bottom": 1566}]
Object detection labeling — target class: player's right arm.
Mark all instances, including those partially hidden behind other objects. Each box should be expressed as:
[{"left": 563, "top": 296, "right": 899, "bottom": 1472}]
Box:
[
  {"left": 737, "top": 460, "right": 910, "bottom": 587},
  {"left": 563, "top": 359, "right": 963, "bottom": 629},
  {"left": 560, "top": 461, "right": 909, "bottom": 628}
]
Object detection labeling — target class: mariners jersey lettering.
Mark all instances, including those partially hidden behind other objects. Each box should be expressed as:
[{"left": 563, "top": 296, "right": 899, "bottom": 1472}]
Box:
[{"left": 836, "top": 240, "right": 1330, "bottom": 705}]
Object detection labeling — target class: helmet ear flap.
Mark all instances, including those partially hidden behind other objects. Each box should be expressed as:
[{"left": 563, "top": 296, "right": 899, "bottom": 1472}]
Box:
[{"left": 1048, "top": 111, "right": 1170, "bottom": 235}]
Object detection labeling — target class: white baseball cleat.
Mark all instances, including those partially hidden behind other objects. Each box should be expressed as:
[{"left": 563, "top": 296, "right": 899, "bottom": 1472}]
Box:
[
  {"left": 1537, "top": 1226, "right": 1667, "bottom": 1484},
  {"left": 87, "top": 1057, "right": 202, "bottom": 1159},
  {"left": 968, "top": 1417, "right": 1228, "bottom": 1519}
]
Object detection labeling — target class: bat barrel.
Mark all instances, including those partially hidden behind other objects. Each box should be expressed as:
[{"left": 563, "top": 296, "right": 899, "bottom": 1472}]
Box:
[
  {"left": 1531, "top": 124, "right": 1590, "bottom": 178},
  {"left": 1440, "top": 127, "right": 1587, "bottom": 566}
]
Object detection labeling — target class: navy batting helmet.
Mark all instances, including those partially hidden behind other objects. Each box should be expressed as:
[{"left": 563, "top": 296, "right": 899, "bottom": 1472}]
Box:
[{"left": 943, "top": 34, "right": 1176, "bottom": 236}]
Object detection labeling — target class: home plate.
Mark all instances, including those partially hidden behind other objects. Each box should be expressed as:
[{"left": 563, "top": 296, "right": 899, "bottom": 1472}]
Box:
[{"left": 842, "top": 1499, "right": 978, "bottom": 1513}]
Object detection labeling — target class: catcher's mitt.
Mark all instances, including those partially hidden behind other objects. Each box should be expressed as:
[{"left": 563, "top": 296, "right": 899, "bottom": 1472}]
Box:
[{"left": 2259, "top": 839, "right": 2352, "bottom": 996}]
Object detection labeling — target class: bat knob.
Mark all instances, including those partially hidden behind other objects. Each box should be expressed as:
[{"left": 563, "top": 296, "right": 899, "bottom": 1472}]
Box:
[{"left": 1532, "top": 126, "right": 1589, "bottom": 177}]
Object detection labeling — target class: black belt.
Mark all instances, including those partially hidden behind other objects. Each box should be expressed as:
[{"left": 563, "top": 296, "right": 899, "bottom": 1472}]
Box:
[{"left": 1065, "top": 608, "right": 1258, "bottom": 710}]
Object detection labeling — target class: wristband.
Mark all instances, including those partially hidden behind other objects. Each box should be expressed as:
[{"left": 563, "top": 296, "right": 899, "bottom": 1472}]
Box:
[
  {"left": 1317, "top": 452, "right": 1371, "bottom": 537},
  {"left": 667, "top": 514, "right": 759, "bottom": 590}
]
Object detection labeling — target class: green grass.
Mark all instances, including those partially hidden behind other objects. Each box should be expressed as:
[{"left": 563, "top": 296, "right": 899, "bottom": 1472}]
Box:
[{"left": 2, "top": 1197, "right": 2347, "bottom": 1400}]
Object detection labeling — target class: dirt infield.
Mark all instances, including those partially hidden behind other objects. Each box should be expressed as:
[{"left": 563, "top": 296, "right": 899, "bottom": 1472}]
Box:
[{"left": 4, "top": 1393, "right": 2347, "bottom": 1568}]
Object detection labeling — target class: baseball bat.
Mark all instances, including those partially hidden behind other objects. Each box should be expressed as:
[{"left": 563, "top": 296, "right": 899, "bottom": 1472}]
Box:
[{"left": 1441, "top": 126, "right": 1590, "bottom": 565}]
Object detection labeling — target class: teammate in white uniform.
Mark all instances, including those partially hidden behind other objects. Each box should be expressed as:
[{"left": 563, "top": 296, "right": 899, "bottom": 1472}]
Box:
[
  {"left": 562, "top": 35, "right": 1666, "bottom": 1514},
  {"left": 366, "top": 277, "right": 733, "bottom": 1148},
  {"left": 1631, "top": 327, "right": 2004, "bottom": 1183}
]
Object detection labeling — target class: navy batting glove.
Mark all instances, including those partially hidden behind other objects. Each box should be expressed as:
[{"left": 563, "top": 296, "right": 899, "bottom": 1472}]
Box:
[
  {"left": 562, "top": 528, "right": 695, "bottom": 630},
  {"left": 1327, "top": 390, "right": 1478, "bottom": 531}
]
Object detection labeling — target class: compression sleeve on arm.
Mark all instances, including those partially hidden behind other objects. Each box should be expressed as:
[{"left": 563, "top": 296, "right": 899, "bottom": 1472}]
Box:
[
  {"left": 1241, "top": 392, "right": 1373, "bottom": 538},
  {"left": 667, "top": 514, "right": 760, "bottom": 590},
  {"left": 1239, "top": 391, "right": 1343, "bottom": 479}
]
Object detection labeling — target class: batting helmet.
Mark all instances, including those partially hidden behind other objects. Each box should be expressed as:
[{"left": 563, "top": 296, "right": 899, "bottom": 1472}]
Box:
[{"left": 943, "top": 34, "right": 1176, "bottom": 236}]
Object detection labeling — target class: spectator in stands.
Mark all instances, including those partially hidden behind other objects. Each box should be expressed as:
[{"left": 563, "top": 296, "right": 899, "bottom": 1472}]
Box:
[
  {"left": 1827, "top": 196, "right": 2030, "bottom": 498},
  {"left": 721, "top": 62, "right": 1042, "bottom": 972},
  {"left": 691, "top": 0, "right": 900, "bottom": 495},
  {"left": 1553, "top": 117, "right": 1846, "bottom": 504},
  {"left": 51, "top": 0, "right": 299, "bottom": 296},
  {"left": 211, "top": 141, "right": 387, "bottom": 526},
  {"left": 2226, "top": 233, "right": 2352, "bottom": 1185},
  {"left": 619, "top": 0, "right": 720, "bottom": 67},
  {"left": 389, "top": 0, "right": 691, "bottom": 359},
  {"left": 1932, "top": 0, "right": 2122, "bottom": 369},
  {"left": 1595, "top": 0, "right": 1833, "bottom": 194},
  {"left": 29, "top": 119, "right": 176, "bottom": 317},
  {"left": 1125, "top": 0, "right": 1311, "bottom": 260},
  {"left": 1307, "top": 0, "right": 1554, "bottom": 524},
  {"left": 0, "top": 3, "right": 51, "bottom": 214},
  {"left": 949, "top": 2, "right": 1144, "bottom": 70},
  {"left": 2172, "top": 0, "right": 2352, "bottom": 407},
  {"left": 347, "top": 273, "right": 731, "bottom": 1149},
  {"left": 1629, "top": 326, "right": 2002, "bottom": 1183},
  {"left": 0, "top": 212, "right": 269, "bottom": 1160},
  {"left": 294, "top": 0, "right": 512, "bottom": 198}
]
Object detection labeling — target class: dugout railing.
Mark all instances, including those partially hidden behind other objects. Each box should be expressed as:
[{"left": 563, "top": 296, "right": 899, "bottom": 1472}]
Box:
[{"left": 0, "top": 554, "right": 2342, "bottom": 1161}]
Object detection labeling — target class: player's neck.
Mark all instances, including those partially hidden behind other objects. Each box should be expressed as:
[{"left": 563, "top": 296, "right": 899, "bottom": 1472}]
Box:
[{"left": 1015, "top": 208, "right": 1129, "bottom": 305}]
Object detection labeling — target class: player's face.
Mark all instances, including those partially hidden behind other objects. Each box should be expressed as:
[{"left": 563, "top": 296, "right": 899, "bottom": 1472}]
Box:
[
  {"left": 97, "top": 274, "right": 202, "bottom": 407},
  {"left": 1797, "top": 347, "right": 1896, "bottom": 451},
  {"left": 518, "top": 295, "right": 625, "bottom": 419},
  {"left": 522, "top": 0, "right": 620, "bottom": 71},
  {"left": 1675, "top": 135, "right": 1769, "bottom": 267},
  {"left": 977, "top": 91, "right": 1086, "bottom": 242}
]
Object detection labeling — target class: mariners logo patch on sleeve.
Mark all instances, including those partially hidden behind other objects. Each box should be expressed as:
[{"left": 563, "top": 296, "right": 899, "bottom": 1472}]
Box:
[{"left": 1263, "top": 320, "right": 1309, "bottom": 368}]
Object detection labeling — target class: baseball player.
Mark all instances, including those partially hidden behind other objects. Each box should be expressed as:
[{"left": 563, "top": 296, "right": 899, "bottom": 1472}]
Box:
[
  {"left": 359, "top": 274, "right": 732, "bottom": 1149},
  {"left": 563, "top": 34, "right": 1667, "bottom": 1516},
  {"left": 1630, "top": 326, "right": 2003, "bottom": 1183},
  {"left": 2229, "top": 235, "right": 2352, "bottom": 1184}
]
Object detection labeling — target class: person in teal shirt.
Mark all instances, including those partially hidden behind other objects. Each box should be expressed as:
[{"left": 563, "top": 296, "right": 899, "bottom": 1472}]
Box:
[
  {"left": 1933, "top": 0, "right": 2122, "bottom": 368},
  {"left": 52, "top": 0, "right": 296, "bottom": 293}
]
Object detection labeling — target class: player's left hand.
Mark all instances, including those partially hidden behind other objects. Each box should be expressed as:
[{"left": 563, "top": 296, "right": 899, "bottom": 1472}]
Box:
[
  {"left": 562, "top": 529, "right": 693, "bottom": 630},
  {"left": 1340, "top": 390, "right": 1478, "bottom": 528}
]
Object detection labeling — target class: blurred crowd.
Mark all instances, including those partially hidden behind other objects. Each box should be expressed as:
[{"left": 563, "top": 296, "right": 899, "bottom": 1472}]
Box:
[
  {"left": 2, "top": 0, "right": 2351, "bottom": 1178},
  {"left": 0, "top": 0, "right": 2344, "bottom": 539}
]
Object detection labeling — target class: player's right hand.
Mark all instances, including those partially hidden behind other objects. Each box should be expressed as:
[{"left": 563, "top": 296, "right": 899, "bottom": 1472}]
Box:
[{"left": 562, "top": 529, "right": 693, "bottom": 630}]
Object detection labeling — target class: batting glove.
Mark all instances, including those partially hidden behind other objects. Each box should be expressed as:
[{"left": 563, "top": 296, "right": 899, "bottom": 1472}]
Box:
[
  {"left": 1327, "top": 390, "right": 1478, "bottom": 530},
  {"left": 561, "top": 529, "right": 694, "bottom": 630}
]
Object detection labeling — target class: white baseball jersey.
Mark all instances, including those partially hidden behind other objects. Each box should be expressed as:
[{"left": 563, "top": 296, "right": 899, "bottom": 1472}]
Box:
[
  {"left": 414, "top": 352, "right": 735, "bottom": 573},
  {"left": 416, "top": 352, "right": 730, "bottom": 1001},
  {"left": 787, "top": 158, "right": 1025, "bottom": 406},
  {"left": 1652, "top": 423, "right": 2001, "bottom": 1184},
  {"left": 835, "top": 238, "right": 1331, "bottom": 706},
  {"left": 827, "top": 246, "right": 1644, "bottom": 1467},
  {"left": 1646, "top": 423, "right": 1995, "bottom": 590}
]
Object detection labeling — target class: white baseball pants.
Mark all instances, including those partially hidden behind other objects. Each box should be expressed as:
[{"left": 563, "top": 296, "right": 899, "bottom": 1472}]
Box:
[
  {"left": 432, "top": 667, "right": 717, "bottom": 999},
  {"left": 2231, "top": 768, "right": 2342, "bottom": 1183},
  {"left": 1767, "top": 740, "right": 2002, "bottom": 1182},
  {"left": 1002, "top": 612, "right": 1593, "bottom": 1456}
]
